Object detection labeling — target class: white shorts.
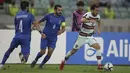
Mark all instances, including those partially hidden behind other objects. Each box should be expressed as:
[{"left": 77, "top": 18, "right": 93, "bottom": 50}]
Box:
[{"left": 73, "top": 35, "right": 97, "bottom": 49}]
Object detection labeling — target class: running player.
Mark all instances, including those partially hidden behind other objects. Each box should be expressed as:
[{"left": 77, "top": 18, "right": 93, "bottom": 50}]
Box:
[
  {"left": 60, "top": 4, "right": 103, "bottom": 70},
  {"left": 30, "top": 5, "right": 66, "bottom": 68},
  {"left": 0, "top": 1, "right": 38, "bottom": 69}
]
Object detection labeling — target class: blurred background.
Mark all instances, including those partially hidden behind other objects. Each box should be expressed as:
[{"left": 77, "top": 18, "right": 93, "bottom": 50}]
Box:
[{"left": 0, "top": 0, "right": 130, "bottom": 32}]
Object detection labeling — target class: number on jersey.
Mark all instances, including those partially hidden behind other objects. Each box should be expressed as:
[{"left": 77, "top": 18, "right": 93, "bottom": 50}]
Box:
[
  {"left": 19, "top": 20, "right": 23, "bottom": 32},
  {"left": 53, "top": 24, "right": 56, "bottom": 29}
]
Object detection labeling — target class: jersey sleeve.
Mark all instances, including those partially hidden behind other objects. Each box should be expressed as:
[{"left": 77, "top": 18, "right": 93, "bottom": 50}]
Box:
[
  {"left": 31, "top": 14, "right": 35, "bottom": 23},
  {"left": 39, "top": 14, "right": 49, "bottom": 22},
  {"left": 83, "top": 13, "right": 89, "bottom": 19},
  {"left": 61, "top": 17, "right": 66, "bottom": 27},
  {"left": 62, "top": 16, "right": 65, "bottom": 22},
  {"left": 97, "top": 15, "right": 100, "bottom": 21}
]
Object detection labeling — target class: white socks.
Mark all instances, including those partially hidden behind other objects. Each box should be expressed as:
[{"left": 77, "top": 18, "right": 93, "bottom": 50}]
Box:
[{"left": 96, "top": 50, "right": 102, "bottom": 65}]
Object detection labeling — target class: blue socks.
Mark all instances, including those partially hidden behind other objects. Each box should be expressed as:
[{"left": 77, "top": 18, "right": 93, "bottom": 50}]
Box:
[
  {"left": 40, "top": 55, "right": 50, "bottom": 66},
  {"left": 35, "top": 52, "right": 43, "bottom": 61},
  {"left": 34, "top": 52, "right": 51, "bottom": 67}
]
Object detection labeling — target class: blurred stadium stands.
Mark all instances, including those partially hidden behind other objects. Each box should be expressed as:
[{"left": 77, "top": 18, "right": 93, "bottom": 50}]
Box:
[{"left": 0, "top": 0, "right": 130, "bottom": 32}]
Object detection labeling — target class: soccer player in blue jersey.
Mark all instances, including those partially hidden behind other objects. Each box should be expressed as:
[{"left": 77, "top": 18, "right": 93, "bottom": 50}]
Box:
[
  {"left": 0, "top": 1, "right": 38, "bottom": 69},
  {"left": 30, "top": 5, "right": 66, "bottom": 68}
]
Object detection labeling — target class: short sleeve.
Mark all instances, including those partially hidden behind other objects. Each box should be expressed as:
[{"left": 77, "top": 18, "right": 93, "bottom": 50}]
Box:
[
  {"left": 98, "top": 15, "right": 100, "bottom": 21},
  {"left": 39, "top": 14, "right": 49, "bottom": 22},
  {"left": 31, "top": 14, "right": 35, "bottom": 22},
  {"left": 83, "top": 13, "right": 89, "bottom": 18},
  {"left": 61, "top": 16, "right": 66, "bottom": 27},
  {"left": 62, "top": 16, "right": 65, "bottom": 22}
]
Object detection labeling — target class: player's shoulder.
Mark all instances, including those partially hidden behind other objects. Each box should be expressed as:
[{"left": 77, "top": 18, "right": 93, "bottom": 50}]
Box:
[
  {"left": 46, "top": 13, "right": 53, "bottom": 16},
  {"left": 15, "top": 11, "right": 22, "bottom": 16},
  {"left": 15, "top": 11, "right": 23, "bottom": 18},
  {"left": 27, "top": 12, "right": 34, "bottom": 17},
  {"left": 97, "top": 14, "right": 100, "bottom": 18},
  {"left": 86, "top": 12, "right": 91, "bottom": 15},
  {"left": 60, "top": 15, "right": 65, "bottom": 18},
  {"left": 83, "top": 12, "right": 89, "bottom": 17},
  {"left": 60, "top": 15, "right": 65, "bottom": 20},
  {"left": 16, "top": 11, "right": 33, "bottom": 17},
  {"left": 43, "top": 13, "right": 53, "bottom": 18}
]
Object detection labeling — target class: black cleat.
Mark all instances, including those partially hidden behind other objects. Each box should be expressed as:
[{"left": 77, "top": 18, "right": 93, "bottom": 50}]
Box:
[
  {"left": 19, "top": 52, "right": 26, "bottom": 64},
  {"left": 30, "top": 60, "right": 37, "bottom": 68},
  {"left": 38, "top": 64, "right": 44, "bottom": 69}
]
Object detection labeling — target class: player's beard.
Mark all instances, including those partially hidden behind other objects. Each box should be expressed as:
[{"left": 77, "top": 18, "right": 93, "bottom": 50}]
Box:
[{"left": 56, "top": 12, "right": 62, "bottom": 16}]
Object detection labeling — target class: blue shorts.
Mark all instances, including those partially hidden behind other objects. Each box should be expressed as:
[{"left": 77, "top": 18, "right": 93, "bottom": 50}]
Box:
[
  {"left": 9, "top": 35, "right": 31, "bottom": 55},
  {"left": 40, "top": 37, "right": 57, "bottom": 49}
]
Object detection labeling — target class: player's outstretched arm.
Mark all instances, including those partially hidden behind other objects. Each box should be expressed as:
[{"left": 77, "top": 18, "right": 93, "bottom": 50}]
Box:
[
  {"left": 32, "top": 14, "right": 48, "bottom": 31},
  {"left": 32, "top": 21, "right": 41, "bottom": 31},
  {"left": 31, "top": 21, "right": 41, "bottom": 30},
  {"left": 58, "top": 22, "right": 66, "bottom": 35},
  {"left": 32, "top": 21, "right": 46, "bottom": 38}
]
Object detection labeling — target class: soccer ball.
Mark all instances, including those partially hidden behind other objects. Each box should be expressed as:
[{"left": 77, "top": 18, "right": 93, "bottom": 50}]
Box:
[{"left": 104, "top": 62, "right": 113, "bottom": 71}]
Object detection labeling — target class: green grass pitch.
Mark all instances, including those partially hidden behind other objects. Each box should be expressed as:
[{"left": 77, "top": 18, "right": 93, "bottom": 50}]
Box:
[{"left": 0, "top": 64, "right": 130, "bottom": 73}]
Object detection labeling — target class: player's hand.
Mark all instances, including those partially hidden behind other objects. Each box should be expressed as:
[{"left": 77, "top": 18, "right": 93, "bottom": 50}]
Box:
[
  {"left": 90, "top": 19, "right": 95, "bottom": 23},
  {"left": 31, "top": 25, "right": 36, "bottom": 30},
  {"left": 41, "top": 33, "right": 46, "bottom": 38}
]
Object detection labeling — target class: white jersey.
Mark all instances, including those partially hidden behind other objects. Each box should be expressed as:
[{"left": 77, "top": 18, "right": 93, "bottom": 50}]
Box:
[{"left": 79, "top": 12, "right": 100, "bottom": 36}]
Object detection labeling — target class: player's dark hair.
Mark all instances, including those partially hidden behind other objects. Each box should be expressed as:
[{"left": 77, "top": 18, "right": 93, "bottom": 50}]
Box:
[
  {"left": 76, "top": 1, "right": 84, "bottom": 6},
  {"left": 91, "top": 4, "right": 99, "bottom": 10},
  {"left": 54, "top": 4, "right": 62, "bottom": 10},
  {"left": 20, "top": 1, "right": 29, "bottom": 10}
]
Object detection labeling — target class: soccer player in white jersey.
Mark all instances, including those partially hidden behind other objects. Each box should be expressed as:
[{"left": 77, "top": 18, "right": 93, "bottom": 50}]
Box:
[{"left": 60, "top": 4, "right": 103, "bottom": 70}]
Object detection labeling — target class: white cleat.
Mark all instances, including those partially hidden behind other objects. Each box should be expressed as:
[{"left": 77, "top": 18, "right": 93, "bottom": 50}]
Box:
[
  {"left": 0, "top": 64, "right": 4, "bottom": 70},
  {"left": 19, "top": 52, "right": 26, "bottom": 64}
]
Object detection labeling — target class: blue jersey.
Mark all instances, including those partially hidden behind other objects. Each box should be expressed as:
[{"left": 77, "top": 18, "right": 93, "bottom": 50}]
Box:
[
  {"left": 39, "top": 13, "right": 65, "bottom": 37},
  {"left": 15, "top": 11, "right": 34, "bottom": 36},
  {"left": 7, "top": 11, "right": 35, "bottom": 56}
]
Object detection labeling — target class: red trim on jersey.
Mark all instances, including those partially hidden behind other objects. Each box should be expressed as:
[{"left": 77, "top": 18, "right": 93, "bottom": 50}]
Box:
[
  {"left": 82, "top": 24, "right": 94, "bottom": 29},
  {"left": 79, "top": 32, "right": 92, "bottom": 36},
  {"left": 86, "top": 17, "right": 99, "bottom": 21}
]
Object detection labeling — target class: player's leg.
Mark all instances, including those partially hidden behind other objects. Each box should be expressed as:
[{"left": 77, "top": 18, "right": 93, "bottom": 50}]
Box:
[
  {"left": 39, "top": 37, "right": 57, "bottom": 68},
  {"left": 0, "top": 37, "right": 19, "bottom": 69},
  {"left": 60, "top": 35, "right": 86, "bottom": 70},
  {"left": 39, "top": 47, "right": 54, "bottom": 68},
  {"left": 20, "top": 38, "right": 31, "bottom": 64},
  {"left": 65, "top": 35, "right": 86, "bottom": 61},
  {"left": 19, "top": 52, "right": 26, "bottom": 64},
  {"left": 88, "top": 37, "right": 103, "bottom": 70},
  {"left": 31, "top": 38, "right": 47, "bottom": 68}
]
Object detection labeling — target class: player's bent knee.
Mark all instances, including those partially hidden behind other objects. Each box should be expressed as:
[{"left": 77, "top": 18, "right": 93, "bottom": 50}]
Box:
[
  {"left": 95, "top": 45, "right": 100, "bottom": 50},
  {"left": 91, "top": 43, "right": 100, "bottom": 50},
  {"left": 40, "top": 49, "right": 46, "bottom": 55},
  {"left": 47, "top": 51, "right": 53, "bottom": 56},
  {"left": 47, "top": 53, "right": 52, "bottom": 56}
]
